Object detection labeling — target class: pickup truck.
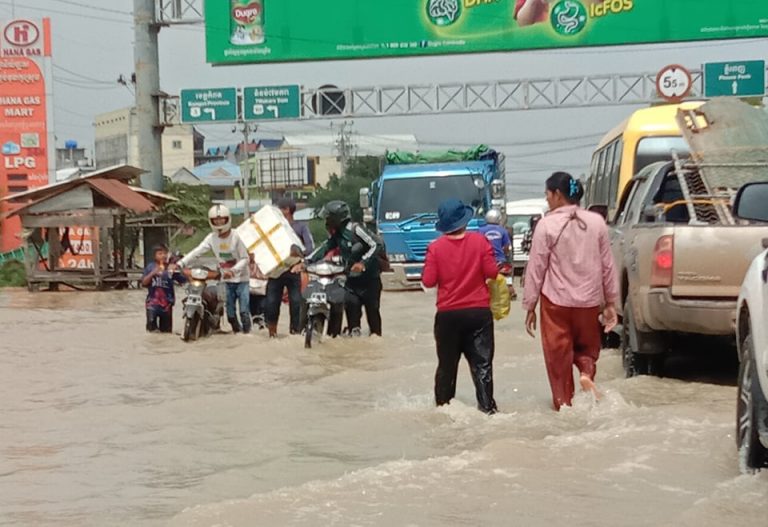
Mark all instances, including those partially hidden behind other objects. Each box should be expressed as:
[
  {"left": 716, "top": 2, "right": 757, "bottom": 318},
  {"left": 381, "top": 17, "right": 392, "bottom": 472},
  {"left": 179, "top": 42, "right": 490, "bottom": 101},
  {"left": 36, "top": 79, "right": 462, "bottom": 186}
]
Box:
[
  {"left": 734, "top": 181, "right": 768, "bottom": 473},
  {"left": 609, "top": 160, "right": 768, "bottom": 377}
]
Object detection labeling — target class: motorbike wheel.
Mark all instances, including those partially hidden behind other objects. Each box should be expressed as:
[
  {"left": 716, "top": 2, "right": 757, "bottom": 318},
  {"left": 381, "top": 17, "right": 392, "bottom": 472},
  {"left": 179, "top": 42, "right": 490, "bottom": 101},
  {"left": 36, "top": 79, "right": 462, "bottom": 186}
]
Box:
[
  {"left": 304, "top": 314, "right": 326, "bottom": 349},
  {"left": 182, "top": 313, "right": 201, "bottom": 342}
]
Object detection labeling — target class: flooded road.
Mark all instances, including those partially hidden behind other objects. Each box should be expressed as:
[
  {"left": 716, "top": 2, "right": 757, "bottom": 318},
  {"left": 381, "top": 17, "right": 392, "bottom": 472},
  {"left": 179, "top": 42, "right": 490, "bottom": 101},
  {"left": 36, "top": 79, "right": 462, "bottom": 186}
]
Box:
[{"left": 0, "top": 289, "right": 765, "bottom": 526}]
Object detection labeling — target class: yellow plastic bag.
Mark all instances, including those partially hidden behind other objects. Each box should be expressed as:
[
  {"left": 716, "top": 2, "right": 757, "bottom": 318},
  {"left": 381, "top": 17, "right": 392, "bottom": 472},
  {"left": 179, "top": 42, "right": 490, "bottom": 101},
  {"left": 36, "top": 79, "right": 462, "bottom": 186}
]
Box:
[{"left": 488, "top": 274, "right": 511, "bottom": 321}]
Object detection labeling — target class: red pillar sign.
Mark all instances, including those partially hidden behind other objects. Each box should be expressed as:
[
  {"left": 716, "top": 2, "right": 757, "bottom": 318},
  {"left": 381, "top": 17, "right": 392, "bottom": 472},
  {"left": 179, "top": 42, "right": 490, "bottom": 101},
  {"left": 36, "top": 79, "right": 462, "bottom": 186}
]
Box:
[{"left": 0, "top": 18, "right": 52, "bottom": 253}]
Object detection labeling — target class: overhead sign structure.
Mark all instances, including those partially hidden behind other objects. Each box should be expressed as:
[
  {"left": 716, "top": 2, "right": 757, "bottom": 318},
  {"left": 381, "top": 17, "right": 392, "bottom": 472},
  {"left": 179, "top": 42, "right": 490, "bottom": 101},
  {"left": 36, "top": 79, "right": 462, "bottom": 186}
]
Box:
[
  {"left": 656, "top": 64, "right": 693, "bottom": 103},
  {"left": 704, "top": 60, "right": 766, "bottom": 98},
  {"left": 180, "top": 88, "right": 238, "bottom": 123},
  {"left": 243, "top": 85, "right": 300, "bottom": 121},
  {"left": 205, "top": 0, "right": 768, "bottom": 65}
]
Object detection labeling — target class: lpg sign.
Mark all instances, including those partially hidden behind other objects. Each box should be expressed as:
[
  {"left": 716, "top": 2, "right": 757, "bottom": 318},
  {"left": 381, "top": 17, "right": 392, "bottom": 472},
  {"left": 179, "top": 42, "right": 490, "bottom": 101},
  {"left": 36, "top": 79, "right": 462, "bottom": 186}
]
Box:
[{"left": 0, "top": 18, "right": 53, "bottom": 253}]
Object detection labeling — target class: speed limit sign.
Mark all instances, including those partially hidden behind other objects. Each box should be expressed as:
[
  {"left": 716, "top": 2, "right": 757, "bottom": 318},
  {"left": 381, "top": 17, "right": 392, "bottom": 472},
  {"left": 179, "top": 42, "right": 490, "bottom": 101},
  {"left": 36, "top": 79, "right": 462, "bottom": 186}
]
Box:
[{"left": 656, "top": 64, "right": 693, "bottom": 102}]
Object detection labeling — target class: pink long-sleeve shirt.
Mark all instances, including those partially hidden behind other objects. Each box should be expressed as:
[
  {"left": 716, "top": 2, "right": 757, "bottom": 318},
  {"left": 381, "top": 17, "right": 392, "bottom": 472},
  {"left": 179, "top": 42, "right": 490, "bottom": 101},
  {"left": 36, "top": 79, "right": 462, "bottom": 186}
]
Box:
[{"left": 522, "top": 205, "right": 619, "bottom": 312}]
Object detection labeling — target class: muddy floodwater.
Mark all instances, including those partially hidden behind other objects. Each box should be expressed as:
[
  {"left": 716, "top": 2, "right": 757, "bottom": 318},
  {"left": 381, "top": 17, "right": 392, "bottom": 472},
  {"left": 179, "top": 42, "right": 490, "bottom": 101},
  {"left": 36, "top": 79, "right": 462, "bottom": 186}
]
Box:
[{"left": 0, "top": 289, "right": 766, "bottom": 526}]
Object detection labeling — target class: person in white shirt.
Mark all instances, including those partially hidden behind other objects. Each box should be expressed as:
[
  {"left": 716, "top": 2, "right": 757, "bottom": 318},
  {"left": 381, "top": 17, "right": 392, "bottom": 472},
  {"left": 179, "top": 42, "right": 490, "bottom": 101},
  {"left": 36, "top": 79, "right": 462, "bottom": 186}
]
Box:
[{"left": 180, "top": 205, "right": 252, "bottom": 334}]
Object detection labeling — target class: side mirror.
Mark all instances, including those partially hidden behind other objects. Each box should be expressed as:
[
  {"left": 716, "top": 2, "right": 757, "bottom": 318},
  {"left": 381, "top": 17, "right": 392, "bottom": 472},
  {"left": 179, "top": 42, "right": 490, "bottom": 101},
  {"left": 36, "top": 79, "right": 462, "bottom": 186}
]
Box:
[
  {"left": 491, "top": 179, "right": 505, "bottom": 199},
  {"left": 733, "top": 182, "right": 768, "bottom": 223},
  {"left": 642, "top": 206, "right": 660, "bottom": 223},
  {"left": 588, "top": 204, "right": 608, "bottom": 222},
  {"left": 359, "top": 188, "right": 371, "bottom": 209}
]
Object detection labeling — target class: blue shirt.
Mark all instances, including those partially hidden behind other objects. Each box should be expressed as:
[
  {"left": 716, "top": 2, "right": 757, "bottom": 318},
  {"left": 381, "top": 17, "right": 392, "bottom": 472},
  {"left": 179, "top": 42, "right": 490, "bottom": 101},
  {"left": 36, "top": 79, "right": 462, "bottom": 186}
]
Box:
[
  {"left": 479, "top": 224, "right": 511, "bottom": 264},
  {"left": 142, "top": 263, "right": 186, "bottom": 310},
  {"left": 291, "top": 221, "right": 315, "bottom": 255}
]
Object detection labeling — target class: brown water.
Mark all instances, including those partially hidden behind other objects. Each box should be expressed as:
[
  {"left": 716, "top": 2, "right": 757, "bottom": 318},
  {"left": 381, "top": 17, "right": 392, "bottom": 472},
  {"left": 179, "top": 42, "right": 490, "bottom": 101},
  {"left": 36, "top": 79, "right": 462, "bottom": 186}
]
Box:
[{"left": 0, "top": 289, "right": 765, "bottom": 526}]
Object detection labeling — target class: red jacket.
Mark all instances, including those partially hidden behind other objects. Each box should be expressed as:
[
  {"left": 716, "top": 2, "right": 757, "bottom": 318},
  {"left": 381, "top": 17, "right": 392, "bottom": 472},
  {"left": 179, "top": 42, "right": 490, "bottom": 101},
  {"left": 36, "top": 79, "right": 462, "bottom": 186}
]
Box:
[{"left": 422, "top": 232, "right": 498, "bottom": 312}]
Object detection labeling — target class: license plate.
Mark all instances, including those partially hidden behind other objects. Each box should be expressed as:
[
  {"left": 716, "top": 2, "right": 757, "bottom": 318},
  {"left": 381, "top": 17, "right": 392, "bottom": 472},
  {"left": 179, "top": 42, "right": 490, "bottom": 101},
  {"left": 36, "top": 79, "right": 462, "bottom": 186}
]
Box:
[
  {"left": 186, "top": 295, "right": 202, "bottom": 306},
  {"left": 505, "top": 276, "right": 514, "bottom": 286},
  {"left": 309, "top": 292, "right": 327, "bottom": 304}
]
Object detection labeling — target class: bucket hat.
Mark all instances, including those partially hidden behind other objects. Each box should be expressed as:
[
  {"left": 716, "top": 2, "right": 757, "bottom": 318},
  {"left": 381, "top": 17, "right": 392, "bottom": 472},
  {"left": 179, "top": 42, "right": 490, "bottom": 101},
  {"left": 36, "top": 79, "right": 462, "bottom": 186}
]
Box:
[{"left": 436, "top": 199, "right": 474, "bottom": 233}]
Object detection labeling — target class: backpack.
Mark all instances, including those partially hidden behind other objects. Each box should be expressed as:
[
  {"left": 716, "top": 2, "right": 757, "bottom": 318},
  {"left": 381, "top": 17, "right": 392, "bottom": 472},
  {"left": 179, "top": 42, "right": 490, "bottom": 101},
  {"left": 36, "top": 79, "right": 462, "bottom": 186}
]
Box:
[{"left": 347, "top": 222, "right": 392, "bottom": 273}]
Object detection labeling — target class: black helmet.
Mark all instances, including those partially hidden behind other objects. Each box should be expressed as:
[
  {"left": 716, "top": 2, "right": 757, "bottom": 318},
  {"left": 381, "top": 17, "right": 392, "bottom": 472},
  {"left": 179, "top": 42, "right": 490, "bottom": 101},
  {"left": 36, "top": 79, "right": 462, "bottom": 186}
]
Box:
[{"left": 320, "top": 200, "right": 351, "bottom": 229}]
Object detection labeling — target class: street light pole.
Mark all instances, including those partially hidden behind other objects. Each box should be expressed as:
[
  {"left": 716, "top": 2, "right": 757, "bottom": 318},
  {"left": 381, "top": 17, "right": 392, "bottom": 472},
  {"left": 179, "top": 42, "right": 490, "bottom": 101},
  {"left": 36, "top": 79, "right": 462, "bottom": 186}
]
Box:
[{"left": 239, "top": 123, "right": 256, "bottom": 218}]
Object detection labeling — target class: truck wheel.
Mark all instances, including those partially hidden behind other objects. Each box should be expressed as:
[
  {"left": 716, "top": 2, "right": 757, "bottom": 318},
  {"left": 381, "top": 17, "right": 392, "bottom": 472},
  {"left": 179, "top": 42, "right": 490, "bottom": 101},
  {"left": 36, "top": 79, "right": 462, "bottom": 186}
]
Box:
[
  {"left": 737, "top": 332, "right": 768, "bottom": 473},
  {"left": 621, "top": 298, "right": 665, "bottom": 377}
]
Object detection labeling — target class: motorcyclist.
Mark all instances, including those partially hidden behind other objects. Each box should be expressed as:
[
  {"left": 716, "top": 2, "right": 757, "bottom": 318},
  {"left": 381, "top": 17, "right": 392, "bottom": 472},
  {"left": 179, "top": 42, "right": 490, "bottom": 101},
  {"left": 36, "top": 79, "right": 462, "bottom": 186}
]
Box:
[
  {"left": 306, "top": 200, "right": 383, "bottom": 337},
  {"left": 179, "top": 204, "right": 252, "bottom": 334}
]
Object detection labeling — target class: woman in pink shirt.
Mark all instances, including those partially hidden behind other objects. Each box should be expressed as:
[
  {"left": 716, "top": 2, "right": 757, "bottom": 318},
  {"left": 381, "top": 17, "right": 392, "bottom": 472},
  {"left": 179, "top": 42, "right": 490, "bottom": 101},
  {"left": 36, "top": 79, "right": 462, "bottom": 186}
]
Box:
[
  {"left": 523, "top": 172, "right": 619, "bottom": 410},
  {"left": 422, "top": 199, "right": 500, "bottom": 414}
]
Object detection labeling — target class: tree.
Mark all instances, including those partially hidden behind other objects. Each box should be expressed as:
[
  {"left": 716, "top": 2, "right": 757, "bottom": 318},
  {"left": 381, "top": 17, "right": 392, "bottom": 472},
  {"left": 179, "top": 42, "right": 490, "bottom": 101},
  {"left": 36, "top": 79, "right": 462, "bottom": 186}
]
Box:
[
  {"left": 309, "top": 156, "right": 381, "bottom": 221},
  {"left": 162, "top": 181, "right": 212, "bottom": 230}
]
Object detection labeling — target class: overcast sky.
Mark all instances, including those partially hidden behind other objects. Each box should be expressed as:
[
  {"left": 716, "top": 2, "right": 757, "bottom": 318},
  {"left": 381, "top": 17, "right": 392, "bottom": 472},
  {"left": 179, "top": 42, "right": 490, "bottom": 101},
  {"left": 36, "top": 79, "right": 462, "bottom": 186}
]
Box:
[{"left": 2, "top": 1, "right": 767, "bottom": 198}]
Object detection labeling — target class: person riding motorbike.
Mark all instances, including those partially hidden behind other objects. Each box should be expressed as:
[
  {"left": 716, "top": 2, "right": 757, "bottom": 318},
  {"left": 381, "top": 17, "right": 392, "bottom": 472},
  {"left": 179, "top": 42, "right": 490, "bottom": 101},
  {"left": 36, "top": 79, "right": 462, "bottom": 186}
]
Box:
[
  {"left": 179, "top": 204, "right": 252, "bottom": 334},
  {"left": 479, "top": 208, "right": 517, "bottom": 299},
  {"left": 306, "top": 200, "right": 383, "bottom": 337}
]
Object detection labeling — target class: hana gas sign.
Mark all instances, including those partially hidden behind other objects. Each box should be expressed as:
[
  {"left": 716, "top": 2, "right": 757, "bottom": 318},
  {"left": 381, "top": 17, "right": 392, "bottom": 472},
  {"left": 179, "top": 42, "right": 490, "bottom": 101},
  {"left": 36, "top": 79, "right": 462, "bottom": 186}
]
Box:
[
  {"left": 205, "top": 0, "right": 768, "bottom": 65},
  {"left": 0, "top": 18, "right": 53, "bottom": 253}
]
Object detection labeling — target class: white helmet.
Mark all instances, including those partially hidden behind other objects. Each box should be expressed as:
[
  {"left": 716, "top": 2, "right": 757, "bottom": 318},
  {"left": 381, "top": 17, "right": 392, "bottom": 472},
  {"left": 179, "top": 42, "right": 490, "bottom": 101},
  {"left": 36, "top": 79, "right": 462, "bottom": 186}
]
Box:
[
  {"left": 208, "top": 204, "right": 232, "bottom": 233},
  {"left": 485, "top": 208, "right": 503, "bottom": 225}
]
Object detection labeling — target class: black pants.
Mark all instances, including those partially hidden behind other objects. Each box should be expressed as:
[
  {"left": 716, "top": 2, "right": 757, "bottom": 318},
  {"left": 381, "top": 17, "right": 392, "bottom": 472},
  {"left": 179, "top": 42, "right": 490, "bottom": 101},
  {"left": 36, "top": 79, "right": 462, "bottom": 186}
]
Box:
[
  {"left": 434, "top": 308, "right": 497, "bottom": 414},
  {"left": 265, "top": 272, "right": 302, "bottom": 333},
  {"left": 345, "top": 277, "right": 382, "bottom": 336},
  {"left": 146, "top": 307, "right": 172, "bottom": 333}
]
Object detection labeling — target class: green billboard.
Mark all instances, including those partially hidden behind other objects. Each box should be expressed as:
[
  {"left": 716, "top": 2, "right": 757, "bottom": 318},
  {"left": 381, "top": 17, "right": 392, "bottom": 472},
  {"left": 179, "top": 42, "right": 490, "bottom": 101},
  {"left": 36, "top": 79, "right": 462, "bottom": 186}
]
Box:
[{"left": 206, "top": 0, "right": 768, "bottom": 65}]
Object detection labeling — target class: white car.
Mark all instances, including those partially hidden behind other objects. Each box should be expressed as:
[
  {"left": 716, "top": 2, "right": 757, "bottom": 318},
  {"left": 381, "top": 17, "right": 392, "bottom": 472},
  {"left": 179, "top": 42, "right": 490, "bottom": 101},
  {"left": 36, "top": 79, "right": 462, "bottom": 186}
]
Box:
[
  {"left": 506, "top": 199, "right": 547, "bottom": 270},
  {"left": 735, "top": 181, "right": 768, "bottom": 473}
]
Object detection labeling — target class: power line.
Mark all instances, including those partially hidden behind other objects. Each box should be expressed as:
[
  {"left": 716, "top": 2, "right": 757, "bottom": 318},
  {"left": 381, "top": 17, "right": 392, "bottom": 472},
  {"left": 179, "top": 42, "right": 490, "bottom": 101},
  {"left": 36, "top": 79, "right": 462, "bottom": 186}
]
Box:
[
  {"left": 53, "top": 65, "right": 116, "bottom": 85},
  {"left": 46, "top": 0, "right": 133, "bottom": 16},
  {"left": 0, "top": 1, "right": 132, "bottom": 24},
  {"left": 53, "top": 76, "right": 122, "bottom": 90}
]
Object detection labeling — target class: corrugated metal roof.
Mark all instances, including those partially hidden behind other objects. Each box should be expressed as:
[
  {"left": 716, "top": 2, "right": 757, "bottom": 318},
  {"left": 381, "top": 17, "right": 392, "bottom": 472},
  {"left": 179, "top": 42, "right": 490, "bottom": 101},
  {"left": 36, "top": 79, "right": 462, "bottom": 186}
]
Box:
[
  {"left": 1, "top": 164, "right": 145, "bottom": 204},
  {"left": 88, "top": 178, "right": 156, "bottom": 213}
]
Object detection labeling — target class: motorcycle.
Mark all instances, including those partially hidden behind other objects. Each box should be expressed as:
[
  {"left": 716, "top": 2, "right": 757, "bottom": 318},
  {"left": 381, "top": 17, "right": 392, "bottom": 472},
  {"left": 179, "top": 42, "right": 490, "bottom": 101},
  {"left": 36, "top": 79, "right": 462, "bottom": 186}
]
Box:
[
  {"left": 302, "top": 261, "right": 346, "bottom": 349},
  {"left": 181, "top": 266, "right": 223, "bottom": 342},
  {"left": 249, "top": 277, "right": 268, "bottom": 331}
]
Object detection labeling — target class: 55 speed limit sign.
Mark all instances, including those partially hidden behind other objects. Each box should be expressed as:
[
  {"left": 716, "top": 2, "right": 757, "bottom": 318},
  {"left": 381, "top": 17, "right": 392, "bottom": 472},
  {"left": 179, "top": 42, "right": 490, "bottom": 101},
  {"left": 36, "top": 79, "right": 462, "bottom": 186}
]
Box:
[{"left": 656, "top": 64, "right": 693, "bottom": 102}]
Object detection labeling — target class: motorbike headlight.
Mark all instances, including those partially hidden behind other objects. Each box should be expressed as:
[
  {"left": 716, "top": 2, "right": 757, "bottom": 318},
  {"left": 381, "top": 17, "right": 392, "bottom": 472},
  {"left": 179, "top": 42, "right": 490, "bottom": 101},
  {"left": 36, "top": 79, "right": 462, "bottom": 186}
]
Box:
[{"left": 190, "top": 268, "right": 209, "bottom": 280}]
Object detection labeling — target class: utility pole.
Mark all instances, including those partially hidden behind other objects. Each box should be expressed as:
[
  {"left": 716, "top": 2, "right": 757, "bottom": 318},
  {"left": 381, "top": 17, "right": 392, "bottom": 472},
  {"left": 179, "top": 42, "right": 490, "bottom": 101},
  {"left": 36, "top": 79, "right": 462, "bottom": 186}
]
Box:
[
  {"left": 133, "top": 0, "right": 163, "bottom": 191},
  {"left": 333, "top": 120, "right": 357, "bottom": 178},
  {"left": 236, "top": 122, "right": 256, "bottom": 218}
]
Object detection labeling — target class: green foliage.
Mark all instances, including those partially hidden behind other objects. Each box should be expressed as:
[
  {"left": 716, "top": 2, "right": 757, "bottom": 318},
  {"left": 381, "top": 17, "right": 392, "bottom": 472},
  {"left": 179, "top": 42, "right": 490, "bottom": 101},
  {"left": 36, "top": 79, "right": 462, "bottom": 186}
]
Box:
[
  {"left": 0, "top": 260, "right": 26, "bottom": 288},
  {"left": 162, "top": 181, "right": 212, "bottom": 230},
  {"left": 308, "top": 156, "right": 381, "bottom": 221}
]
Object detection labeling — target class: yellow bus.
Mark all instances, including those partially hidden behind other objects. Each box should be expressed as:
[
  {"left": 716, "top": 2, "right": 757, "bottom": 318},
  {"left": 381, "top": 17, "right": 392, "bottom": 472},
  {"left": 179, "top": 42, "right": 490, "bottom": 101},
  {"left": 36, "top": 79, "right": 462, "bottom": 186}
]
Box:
[{"left": 585, "top": 101, "right": 704, "bottom": 219}]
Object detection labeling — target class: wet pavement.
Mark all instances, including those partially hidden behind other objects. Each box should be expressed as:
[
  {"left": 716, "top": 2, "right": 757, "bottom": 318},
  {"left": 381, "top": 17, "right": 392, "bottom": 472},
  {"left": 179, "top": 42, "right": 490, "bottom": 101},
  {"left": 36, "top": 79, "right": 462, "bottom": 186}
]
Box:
[{"left": 0, "top": 288, "right": 765, "bottom": 526}]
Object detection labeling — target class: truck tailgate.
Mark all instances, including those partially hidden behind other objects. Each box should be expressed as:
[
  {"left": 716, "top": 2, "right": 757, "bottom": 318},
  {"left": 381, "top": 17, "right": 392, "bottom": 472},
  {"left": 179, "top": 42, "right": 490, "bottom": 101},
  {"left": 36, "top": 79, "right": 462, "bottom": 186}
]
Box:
[{"left": 671, "top": 225, "right": 768, "bottom": 298}]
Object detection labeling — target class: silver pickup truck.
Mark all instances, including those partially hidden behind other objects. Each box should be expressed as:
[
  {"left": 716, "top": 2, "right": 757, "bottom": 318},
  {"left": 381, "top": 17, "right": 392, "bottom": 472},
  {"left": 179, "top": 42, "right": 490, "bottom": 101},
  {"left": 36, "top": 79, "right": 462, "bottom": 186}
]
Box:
[{"left": 608, "top": 99, "right": 768, "bottom": 377}]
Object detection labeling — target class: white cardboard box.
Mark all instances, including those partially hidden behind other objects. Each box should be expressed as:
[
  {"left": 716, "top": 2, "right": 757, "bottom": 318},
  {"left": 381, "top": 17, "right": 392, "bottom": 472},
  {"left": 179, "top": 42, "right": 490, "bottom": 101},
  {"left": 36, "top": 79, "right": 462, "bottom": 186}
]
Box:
[{"left": 236, "top": 205, "right": 305, "bottom": 278}]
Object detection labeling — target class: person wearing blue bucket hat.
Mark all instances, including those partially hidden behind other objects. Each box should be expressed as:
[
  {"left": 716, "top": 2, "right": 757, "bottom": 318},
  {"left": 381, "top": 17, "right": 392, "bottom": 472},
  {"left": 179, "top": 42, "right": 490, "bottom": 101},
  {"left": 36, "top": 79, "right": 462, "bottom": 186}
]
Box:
[{"left": 422, "top": 199, "right": 500, "bottom": 414}]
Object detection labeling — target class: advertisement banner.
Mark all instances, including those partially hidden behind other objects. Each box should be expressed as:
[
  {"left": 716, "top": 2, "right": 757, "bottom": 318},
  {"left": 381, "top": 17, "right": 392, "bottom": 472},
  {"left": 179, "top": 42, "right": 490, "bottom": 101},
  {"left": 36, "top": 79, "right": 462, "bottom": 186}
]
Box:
[
  {"left": 205, "top": 0, "right": 768, "bottom": 65},
  {"left": 58, "top": 226, "right": 96, "bottom": 270},
  {"left": 0, "top": 18, "right": 53, "bottom": 253}
]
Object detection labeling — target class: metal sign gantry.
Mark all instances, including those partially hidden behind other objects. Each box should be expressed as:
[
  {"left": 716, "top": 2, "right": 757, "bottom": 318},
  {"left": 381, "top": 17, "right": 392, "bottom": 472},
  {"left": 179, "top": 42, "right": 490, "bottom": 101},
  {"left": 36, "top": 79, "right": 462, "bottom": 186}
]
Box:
[{"left": 153, "top": 0, "right": 766, "bottom": 126}]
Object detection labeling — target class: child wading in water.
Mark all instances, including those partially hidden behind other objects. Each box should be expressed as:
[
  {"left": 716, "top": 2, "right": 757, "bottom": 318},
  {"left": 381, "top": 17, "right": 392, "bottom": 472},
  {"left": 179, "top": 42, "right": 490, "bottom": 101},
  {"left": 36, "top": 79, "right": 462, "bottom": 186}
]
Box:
[{"left": 142, "top": 244, "right": 186, "bottom": 333}]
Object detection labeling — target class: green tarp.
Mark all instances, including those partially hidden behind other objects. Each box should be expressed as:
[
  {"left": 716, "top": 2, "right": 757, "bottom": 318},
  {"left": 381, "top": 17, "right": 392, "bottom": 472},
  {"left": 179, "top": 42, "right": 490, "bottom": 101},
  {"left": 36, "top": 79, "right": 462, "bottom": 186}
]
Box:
[{"left": 386, "top": 145, "right": 493, "bottom": 165}]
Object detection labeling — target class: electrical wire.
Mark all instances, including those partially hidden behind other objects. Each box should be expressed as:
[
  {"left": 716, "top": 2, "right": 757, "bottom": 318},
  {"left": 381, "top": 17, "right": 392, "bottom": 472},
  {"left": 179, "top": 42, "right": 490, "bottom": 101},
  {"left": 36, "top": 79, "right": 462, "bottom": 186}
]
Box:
[
  {"left": 45, "top": 0, "right": 132, "bottom": 16},
  {"left": 53, "top": 65, "right": 116, "bottom": 85}
]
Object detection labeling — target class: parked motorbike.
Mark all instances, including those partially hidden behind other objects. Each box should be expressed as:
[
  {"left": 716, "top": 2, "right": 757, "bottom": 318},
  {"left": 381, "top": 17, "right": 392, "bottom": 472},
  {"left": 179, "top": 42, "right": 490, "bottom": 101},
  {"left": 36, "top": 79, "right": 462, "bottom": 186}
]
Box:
[
  {"left": 181, "top": 266, "right": 223, "bottom": 342},
  {"left": 302, "top": 261, "right": 346, "bottom": 349}
]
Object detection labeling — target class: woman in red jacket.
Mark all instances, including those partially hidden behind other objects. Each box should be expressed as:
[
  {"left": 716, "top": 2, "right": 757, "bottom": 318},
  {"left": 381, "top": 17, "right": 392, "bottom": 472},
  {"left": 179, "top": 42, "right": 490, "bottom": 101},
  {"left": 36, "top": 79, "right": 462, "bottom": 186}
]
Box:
[{"left": 422, "top": 199, "right": 500, "bottom": 414}]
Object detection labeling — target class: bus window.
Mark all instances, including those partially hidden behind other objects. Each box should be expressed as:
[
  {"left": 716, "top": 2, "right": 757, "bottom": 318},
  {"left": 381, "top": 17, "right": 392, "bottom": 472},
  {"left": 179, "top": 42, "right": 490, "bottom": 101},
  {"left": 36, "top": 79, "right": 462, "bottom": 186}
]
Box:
[
  {"left": 596, "top": 149, "right": 607, "bottom": 204},
  {"left": 635, "top": 136, "right": 689, "bottom": 173},
  {"left": 608, "top": 139, "right": 623, "bottom": 209}
]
